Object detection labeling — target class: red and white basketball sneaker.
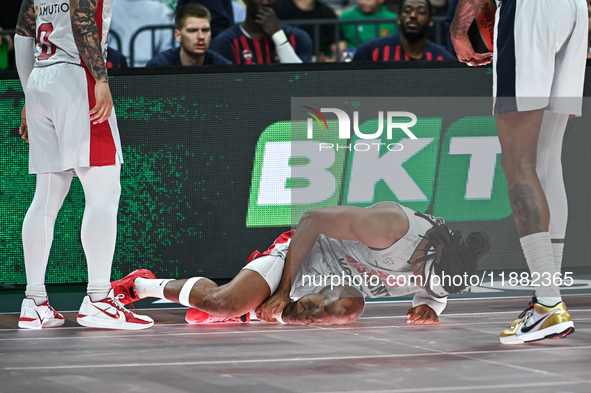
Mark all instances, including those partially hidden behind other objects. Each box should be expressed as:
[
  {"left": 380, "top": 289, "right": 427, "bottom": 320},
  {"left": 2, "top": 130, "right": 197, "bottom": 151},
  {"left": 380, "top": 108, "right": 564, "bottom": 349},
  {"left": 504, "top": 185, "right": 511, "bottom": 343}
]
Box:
[
  {"left": 111, "top": 269, "right": 156, "bottom": 305},
  {"left": 19, "top": 298, "right": 65, "bottom": 329},
  {"left": 185, "top": 308, "right": 250, "bottom": 324},
  {"left": 77, "top": 289, "right": 154, "bottom": 330}
]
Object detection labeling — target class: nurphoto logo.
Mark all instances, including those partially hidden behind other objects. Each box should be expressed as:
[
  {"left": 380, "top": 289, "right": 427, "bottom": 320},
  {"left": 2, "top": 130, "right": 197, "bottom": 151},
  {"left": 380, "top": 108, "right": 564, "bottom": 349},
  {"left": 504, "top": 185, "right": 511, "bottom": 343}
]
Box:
[{"left": 303, "top": 106, "right": 418, "bottom": 151}]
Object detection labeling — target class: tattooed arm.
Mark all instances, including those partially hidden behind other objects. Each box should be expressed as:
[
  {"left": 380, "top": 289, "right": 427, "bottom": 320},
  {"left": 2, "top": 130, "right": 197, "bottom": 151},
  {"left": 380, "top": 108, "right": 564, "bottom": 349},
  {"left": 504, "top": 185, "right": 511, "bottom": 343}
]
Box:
[
  {"left": 15, "top": 0, "right": 35, "bottom": 37},
  {"left": 280, "top": 286, "right": 365, "bottom": 326},
  {"left": 70, "top": 0, "right": 112, "bottom": 124},
  {"left": 450, "top": 0, "right": 492, "bottom": 66}
]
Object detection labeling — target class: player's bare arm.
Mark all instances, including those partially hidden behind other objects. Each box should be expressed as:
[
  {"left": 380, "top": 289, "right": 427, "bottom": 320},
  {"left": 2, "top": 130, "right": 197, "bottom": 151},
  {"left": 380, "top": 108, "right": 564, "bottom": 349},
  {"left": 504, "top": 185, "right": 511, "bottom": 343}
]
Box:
[
  {"left": 70, "top": 0, "right": 112, "bottom": 124},
  {"left": 258, "top": 203, "right": 408, "bottom": 322},
  {"left": 450, "top": 0, "right": 492, "bottom": 66}
]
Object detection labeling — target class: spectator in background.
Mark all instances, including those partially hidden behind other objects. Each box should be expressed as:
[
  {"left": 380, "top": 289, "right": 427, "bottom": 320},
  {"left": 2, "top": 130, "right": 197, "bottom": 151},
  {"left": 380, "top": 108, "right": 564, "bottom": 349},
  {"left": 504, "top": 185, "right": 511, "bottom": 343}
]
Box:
[
  {"left": 210, "top": 0, "right": 313, "bottom": 64},
  {"left": 107, "top": 47, "right": 129, "bottom": 69},
  {"left": 176, "top": 0, "right": 234, "bottom": 39},
  {"left": 353, "top": 0, "right": 454, "bottom": 62},
  {"left": 276, "top": 0, "right": 343, "bottom": 61},
  {"left": 147, "top": 4, "right": 232, "bottom": 67},
  {"left": 110, "top": 0, "right": 174, "bottom": 67},
  {"left": 340, "top": 0, "right": 398, "bottom": 50},
  {"left": 0, "top": 1, "right": 22, "bottom": 70}
]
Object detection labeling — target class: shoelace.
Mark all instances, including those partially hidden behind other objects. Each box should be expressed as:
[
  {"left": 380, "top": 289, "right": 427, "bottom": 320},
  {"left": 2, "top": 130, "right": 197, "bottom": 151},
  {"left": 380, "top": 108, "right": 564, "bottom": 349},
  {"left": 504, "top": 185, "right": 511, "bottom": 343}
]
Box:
[
  {"left": 109, "top": 294, "right": 137, "bottom": 314},
  {"left": 43, "top": 302, "right": 62, "bottom": 319},
  {"left": 518, "top": 302, "right": 535, "bottom": 319}
]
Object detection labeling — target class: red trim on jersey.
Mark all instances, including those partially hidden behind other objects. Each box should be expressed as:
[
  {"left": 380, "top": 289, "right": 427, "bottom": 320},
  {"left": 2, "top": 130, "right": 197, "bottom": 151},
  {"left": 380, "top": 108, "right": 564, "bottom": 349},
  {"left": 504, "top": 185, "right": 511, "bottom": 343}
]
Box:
[
  {"left": 404, "top": 53, "right": 410, "bottom": 61},
  {"left": 394, "top": 46, "right": 401, "bottom": 61},
  {"left": 84, "top": 68, "right": 116, "bottom": 166},
  {"left": 253, "top": 39, "right": 264, "bottom": 64},
  {"left": 246, "top": 230, "right": 294, "bottom": 264},
  {"left": 289, "top": 35, "right": 296, "bottom": 50},
  {"left": 264, "top": 37, "right": 271, "bottom": 63},
  {"left": 372, "top": 48, "right": 379, "bottom": 61},
  {"left": 232, "top": 38, "right": 240, "bottom": 64},
  {"left": 240, "top": 36, "right": 253, "bottom": 64},
  {"left": 426, "top": 52, "right": 432, "bottom": 61},
  {"left": 437, "top": 55, "right": 443, "bottom": 61},
  {"left": 383, "top": 45, "right": 390, "bottom": 61}
]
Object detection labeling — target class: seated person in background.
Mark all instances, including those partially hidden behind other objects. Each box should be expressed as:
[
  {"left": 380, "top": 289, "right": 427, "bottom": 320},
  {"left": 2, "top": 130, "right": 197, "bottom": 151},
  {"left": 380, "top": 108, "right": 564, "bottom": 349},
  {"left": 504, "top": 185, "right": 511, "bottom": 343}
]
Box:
[
  {"left": 112, "top": 203, "right": 490, "bottom": 326},
  {"left": 340, "top": 0, "right": 398, "bottom": 50},
  {"left": 110, "top": 0, "right": 174, "bottom": 67},
  {"left": 210, "top": 0, "right": 313, "bottom": 64},
  {"left": 175, "top": 0, "right": 234, "bottom": 39},
  {"left": 354, "top": 0, "right": 455, "bottom": 62},
  {"left": 107, "top": 47, "right": 129, "bottom": 69},
  {"left": 275, "top": 0, "right": 343, "bottom": 61},
  {"left": 147, "top": 4, "right": 232, "bottom": 67}
]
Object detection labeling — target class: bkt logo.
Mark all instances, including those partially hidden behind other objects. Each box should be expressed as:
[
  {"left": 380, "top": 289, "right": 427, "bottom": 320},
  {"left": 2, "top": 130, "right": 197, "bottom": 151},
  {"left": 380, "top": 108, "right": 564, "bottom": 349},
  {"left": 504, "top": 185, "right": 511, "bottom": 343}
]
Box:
[
  {"left": 247, "top": 115, "right": 511, "bottom": 227},
  {"left": 303, "top": 107, "right": 418, "bottom": 148}
]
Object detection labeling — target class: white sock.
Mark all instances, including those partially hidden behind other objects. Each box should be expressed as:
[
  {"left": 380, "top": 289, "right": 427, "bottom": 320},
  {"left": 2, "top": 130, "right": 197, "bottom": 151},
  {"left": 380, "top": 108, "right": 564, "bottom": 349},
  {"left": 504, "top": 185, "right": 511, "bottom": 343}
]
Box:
[
  {"left": 87, "top": 283, "right": 111, "bottom": 302},
  {"left": 552, "top": 242, "right": 564, "bottom": 274},
  {"left": 25, "top": 284, "right": 48, "bottom": 304},
  {"left": 135, "top": 278, "right": 173, "bottom": 299},
  {"left": 520, "top": 232, "right": 561, "bottom": 306}
]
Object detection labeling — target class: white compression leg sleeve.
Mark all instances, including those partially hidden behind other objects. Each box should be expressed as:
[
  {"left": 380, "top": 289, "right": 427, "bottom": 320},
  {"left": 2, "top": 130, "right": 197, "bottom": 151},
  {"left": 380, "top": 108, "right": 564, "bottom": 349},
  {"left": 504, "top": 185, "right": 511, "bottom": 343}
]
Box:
[
  {"left": 23, "top": 172, "right": 73, "bottom": 301},
  {"left": 75, "top": 163, "right": 121, "bottom": 301},
  {"left": 536, "top": 111, "right": 568, "bottom": 272},
  {"left": 179, "top": 277, "right": 203, "bottom": 307}
]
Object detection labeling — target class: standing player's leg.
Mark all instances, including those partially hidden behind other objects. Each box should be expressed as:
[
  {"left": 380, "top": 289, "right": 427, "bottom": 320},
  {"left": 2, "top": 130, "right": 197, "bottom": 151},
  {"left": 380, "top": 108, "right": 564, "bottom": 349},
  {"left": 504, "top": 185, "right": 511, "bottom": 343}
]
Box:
[
  {"left": 75, "top": 163, "right": 121, "bottom": 302},
  {"left": 536, "top": 111, "right": 569, "bottom": 273},
  {"left": 74, "top": 162, "right": 153, "bottom": 330},
  {"left": 19, "top": 172, "right": 72, "bottom": 329}
]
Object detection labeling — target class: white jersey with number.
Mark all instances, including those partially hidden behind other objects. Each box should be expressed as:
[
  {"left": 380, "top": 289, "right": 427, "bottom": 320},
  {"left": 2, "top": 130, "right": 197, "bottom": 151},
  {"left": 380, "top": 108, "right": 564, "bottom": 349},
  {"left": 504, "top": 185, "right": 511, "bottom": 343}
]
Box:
[{"left": 34, "top": 0, "right": 112, "bottom": 67}]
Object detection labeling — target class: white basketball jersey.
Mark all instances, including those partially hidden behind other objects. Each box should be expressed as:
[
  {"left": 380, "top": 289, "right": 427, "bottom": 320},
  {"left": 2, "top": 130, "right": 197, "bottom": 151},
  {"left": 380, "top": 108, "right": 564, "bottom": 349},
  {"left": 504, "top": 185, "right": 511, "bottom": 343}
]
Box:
[
  {"left": 34, "top": 0, "right": 112, "bottom": 67},
  {"left": 294, "top": 204, "right": 437, "bottom": 299}
]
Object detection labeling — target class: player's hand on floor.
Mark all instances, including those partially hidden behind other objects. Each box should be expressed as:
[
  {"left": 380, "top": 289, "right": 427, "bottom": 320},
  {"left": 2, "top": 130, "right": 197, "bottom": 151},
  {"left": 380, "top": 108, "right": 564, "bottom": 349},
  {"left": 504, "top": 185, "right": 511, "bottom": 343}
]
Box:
[
  {"left": 406, "top": 304, "right": 439, "bottom": 325},
  {"left": 90, "top": 81, "right": 113, "bottom": 124},
  {"left": 452, "top": 35, "right": 492, "bottom": 67},
  {"left": 19, "top": 104, "right": 28, "bottom": 143},
  {"left": 256, "top": 290, "right": 291, "bottom": 323}
]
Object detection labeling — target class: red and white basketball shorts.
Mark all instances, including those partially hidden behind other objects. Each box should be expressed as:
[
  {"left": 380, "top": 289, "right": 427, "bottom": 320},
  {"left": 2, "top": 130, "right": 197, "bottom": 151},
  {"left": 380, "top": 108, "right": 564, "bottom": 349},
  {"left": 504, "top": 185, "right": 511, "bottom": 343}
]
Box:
[{"left": 25, "top": 63, "right": 123, "bottom": 174}]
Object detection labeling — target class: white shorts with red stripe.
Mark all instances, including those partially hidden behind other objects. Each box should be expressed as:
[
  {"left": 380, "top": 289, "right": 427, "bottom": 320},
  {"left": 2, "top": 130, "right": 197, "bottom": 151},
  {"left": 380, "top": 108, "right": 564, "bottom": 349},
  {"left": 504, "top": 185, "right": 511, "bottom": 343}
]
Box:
[{"left": 25, "top": 63, "right": 123, "bottom": 174}]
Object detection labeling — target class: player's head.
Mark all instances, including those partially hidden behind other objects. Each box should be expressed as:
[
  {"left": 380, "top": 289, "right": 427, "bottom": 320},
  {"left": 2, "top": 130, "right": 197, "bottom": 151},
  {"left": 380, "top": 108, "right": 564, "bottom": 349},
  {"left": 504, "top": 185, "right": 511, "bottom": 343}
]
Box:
[
  {"left": 175, "top": 4, "right": 212, "bottom": 57},
  {"left": 398, "top": 0, "right": 433, "bottom": 41},
  {"left": 357, "top": 0, "right": 385, "bottom": 15},
  {"left": 413, "top": 212, "right": 490, "bottom": 298},
  {"left": 246, "top": 0, "right": 277, "bottom": 20}
]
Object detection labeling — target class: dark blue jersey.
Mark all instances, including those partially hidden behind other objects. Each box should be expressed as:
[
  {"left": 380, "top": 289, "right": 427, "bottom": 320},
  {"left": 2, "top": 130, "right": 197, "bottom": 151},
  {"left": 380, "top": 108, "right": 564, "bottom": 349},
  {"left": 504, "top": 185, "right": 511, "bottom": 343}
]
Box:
[
  {"left": 146, "top": 47, "right": 232, "bottom": 67},
  {"left": 106, "top": 47, "right": 128, "bottom": 68},
  {"left": 210, "top": 24, "right": 313, "bottom": 64},
  {"left": 353, "top": 34, "right": 456, "bottom": 62}
]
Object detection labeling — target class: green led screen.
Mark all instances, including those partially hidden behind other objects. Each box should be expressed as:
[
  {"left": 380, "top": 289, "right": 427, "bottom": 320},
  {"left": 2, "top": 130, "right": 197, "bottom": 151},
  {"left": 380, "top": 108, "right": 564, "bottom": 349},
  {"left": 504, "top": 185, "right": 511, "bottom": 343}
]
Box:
[{"left": 1, "top": 64, "right": 590, "bottom": 285}]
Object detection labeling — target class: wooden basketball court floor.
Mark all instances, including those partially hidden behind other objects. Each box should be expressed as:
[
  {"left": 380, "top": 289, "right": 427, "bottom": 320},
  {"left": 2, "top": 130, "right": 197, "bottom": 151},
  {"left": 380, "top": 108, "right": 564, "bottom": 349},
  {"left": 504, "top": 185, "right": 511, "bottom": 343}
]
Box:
[{"left": 0, "top": 293, "right": 590, "bottom": 393}]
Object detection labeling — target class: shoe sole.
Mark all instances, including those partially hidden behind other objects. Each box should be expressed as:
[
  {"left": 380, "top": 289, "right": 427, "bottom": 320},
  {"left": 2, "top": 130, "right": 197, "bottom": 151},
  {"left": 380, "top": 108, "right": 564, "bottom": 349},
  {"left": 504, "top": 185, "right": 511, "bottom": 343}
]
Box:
[
  {"left": 500, "top": 321, "right": 575, "bottom": 344},
  {"left": 77, "top": 316, "right": 154, "bottom": 330},
  {"left": 18, "top": 319, "right": 65, "bottom": 329}
]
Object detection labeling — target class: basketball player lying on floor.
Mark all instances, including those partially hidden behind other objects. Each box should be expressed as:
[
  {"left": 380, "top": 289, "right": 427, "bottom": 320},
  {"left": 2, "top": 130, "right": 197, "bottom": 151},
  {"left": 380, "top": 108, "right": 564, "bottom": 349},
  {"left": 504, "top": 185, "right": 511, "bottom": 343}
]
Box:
[{"left": 113, "top": 202, "right": 490, "bottom": 325}]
